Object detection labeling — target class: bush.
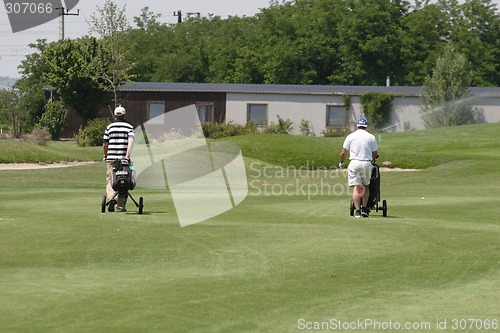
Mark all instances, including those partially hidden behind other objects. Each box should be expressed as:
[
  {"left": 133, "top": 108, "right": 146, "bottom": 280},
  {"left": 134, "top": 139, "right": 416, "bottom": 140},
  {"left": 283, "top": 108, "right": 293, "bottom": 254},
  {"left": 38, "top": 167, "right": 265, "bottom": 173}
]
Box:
[
  {"left": 75, "top": 118, "right": 110, "bottom": 147},
  {"left": 202, "top": 121, "right": 256, "bottom": 139},
  {"left": 30, "top": 127, "right": 52, "bottom": 145},
  {"left": 321, "top": 126, "right": 350, "bottom": 137},
  {"left": 300, "top": 119, "right": 315, "bottom": 136},
  {"left": 360, "top": 92, "right": 392, "bottom": 130},
  {"left": 264, "top": 115, "right": 293, "bottom": 134},
  {"left": 39, "top": 99, "right": 67, "bottom": 140}
]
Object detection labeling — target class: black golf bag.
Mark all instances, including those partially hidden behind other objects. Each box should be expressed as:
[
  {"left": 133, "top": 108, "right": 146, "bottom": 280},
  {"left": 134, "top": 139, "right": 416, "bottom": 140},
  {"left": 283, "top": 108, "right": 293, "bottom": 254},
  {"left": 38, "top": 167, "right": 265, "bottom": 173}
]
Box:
[
  {"left": 111, "top": 159, "right": 136, "bottom": 195},
  {"left": 366, "top": 162, "right": 380, "bottom": 210},
  {"left": 101, "top": 159, "right": 143, "bottom": 214},
  {"left": 349, "top": 161, "right": 387, "bottom": 217}
]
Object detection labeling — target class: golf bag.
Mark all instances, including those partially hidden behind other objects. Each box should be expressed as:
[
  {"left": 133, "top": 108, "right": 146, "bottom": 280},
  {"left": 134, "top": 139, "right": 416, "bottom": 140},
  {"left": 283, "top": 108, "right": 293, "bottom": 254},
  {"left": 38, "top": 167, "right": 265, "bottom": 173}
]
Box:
[
  {"left": 349, "top": 160, "right": 388, "bottom": 217},
  {"left": 366, "top": 162, "right": 380, "bottom": 210},
  {"left": 111, "top": 159, "right": 136, "bottom": 195},
  {"left": 102, "top": 158, "right": 143, "bottom": 214}
]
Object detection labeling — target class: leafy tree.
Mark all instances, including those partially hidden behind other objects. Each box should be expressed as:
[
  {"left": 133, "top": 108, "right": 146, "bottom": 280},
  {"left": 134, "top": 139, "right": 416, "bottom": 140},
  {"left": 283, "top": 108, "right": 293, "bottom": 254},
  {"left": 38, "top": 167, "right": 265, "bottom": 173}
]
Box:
[
  {"left": 39, "top": 99, "right": 67, "bottom": 140},
  {"left": 42, "top": 37, "right": 112, "bottom": 122},
  {"left": 0, "top": 87, "right": 29, "bottom": 138},
  {"left": 420, "top": 44, "right": 475, "bottom": 128},
  {"left": 257, "top": 0, "right": 342, "bottom": 84},
  {"left": 401, "top": 2, "right": 449, "bottom": 85},
  {"left": 15, "top": 0, "right": 500, "bottom": 95},
  {"left": 89, "top": 0, "right": 134, "bottom": 107},
  {"left": 451, "top": 0, "right": 500, "bottom": 86},
  {"left": 85, "top": 0, "right": 500, "bottom": 87},
  {"left": 333, "top": 0, "right": 410, "bottom": 85},
  {"left": 128, "top": 7, "right": 169, "bottom": 82},
  {"left": 152, "top": 17, "right": 209, "bottom": 82},
  {"left": 15, "top": 39, "right": 50, "bottom": 129},
  {"left": 204, "top": 15, "right": 263, "bottom": 83}
]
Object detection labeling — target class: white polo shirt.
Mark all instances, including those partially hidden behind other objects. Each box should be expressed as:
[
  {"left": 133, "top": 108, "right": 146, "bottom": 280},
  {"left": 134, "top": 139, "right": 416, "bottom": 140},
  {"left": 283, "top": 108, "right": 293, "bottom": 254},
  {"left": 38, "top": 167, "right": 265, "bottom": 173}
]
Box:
[{"left": 343, "top": 129, "right": 378, "bottom": 161}]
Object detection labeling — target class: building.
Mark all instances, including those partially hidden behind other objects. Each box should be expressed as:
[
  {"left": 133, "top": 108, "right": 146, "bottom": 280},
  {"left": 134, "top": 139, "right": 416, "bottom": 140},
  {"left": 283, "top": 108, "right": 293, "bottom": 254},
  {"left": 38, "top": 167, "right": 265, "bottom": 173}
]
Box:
[{"left": 61, "top": 82, "right": 500, "bottom": 137}]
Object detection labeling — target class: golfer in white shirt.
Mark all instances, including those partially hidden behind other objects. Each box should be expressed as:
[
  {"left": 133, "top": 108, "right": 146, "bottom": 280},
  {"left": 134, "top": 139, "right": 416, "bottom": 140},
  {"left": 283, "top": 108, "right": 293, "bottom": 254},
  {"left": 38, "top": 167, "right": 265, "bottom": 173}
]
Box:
[{"left": 339, "top": 117, "right": 379, "bottom": 218}]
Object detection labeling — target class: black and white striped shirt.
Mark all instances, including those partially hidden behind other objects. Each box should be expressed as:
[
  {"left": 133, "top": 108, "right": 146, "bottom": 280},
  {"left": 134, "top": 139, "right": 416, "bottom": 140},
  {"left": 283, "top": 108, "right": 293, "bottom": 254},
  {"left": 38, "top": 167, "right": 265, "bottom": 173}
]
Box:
[{"left": 103, "top": 120, "right": 135, "bottom": 162}]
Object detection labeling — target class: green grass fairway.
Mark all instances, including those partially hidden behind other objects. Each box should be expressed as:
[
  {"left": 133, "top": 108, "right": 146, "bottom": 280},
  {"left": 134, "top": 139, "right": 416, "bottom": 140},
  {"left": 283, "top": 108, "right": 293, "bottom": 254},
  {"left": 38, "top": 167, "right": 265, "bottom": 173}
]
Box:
[{"left": 1, "top": 124, "right": 499, "bottom": 332}]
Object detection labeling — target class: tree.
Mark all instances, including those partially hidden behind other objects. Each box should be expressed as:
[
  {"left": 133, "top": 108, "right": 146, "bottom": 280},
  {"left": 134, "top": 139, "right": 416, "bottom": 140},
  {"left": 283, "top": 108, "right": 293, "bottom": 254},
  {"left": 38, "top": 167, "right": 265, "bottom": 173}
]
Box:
[
  {"left": 420, "top": 44, "right": 475, "bottom": 128},
  {"left": 401, "top": 2, "right": 450, "bottom": 85},
  {"left": 89, "top": 0, "right": 134, "bottom": 107},
  {"left": 204, "top": 15, "right": 263, "bottom": 83},
  {"left": 39, "top": 99, "right": 67, "bottom": 140},
  {"left": 15, "top": 39, "right": 51, "bottom": 130},
  {"left": 128, "top": 7, "right": 168, "bottom": 82},
  {"left": 0, "top": 87, "right": 28, "bottom": 138},
  {"left": 255, "top": 0, "right": 343, "bottom": 84},
  {"left": 151, "top": 17, "right": 209, "bottom": 82},
  {"left": 18, "top": 0, "right": 499, "bottom": 90},
  {"left": 451, "top": 0, "right": 500, "bottom": 86},
  {"left": 333, "top": 0, "right": 411, "bottom": 85},
  {"left": 42, "top": 37, "right": 112, "bottom": 121}
]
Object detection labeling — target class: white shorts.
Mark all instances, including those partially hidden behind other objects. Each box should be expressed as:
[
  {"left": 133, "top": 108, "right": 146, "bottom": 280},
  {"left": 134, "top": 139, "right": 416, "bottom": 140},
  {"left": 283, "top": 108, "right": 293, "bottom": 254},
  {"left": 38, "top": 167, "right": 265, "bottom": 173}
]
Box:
[{"left": 347, "top": 160, "right": 373, "bottom": 187}]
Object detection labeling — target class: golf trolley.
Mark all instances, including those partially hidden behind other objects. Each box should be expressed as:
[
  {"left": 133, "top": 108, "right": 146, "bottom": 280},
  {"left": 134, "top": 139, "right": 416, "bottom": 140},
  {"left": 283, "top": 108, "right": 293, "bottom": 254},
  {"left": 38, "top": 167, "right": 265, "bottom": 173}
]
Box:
[
  {"left": 101, "top": 159, "right": 144, "bottom": 214},
  {"left": 349, "top": 160, "right": 388, "bottom": 217}
]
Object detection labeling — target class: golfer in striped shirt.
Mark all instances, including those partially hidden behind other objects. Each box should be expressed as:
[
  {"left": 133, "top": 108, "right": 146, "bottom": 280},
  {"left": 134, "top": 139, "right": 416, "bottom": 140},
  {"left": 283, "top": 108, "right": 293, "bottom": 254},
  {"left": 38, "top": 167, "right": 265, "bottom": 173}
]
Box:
[{"left": 103, "top": 105, "right": 135, "bottom": 212}]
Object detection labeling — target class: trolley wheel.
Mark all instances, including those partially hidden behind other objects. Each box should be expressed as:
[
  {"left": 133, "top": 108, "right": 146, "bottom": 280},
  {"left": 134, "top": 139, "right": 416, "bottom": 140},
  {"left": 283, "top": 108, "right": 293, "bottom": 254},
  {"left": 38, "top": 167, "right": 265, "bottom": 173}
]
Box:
[
  {"left": 382, "top": 199, "right": 388, "bottom": 217},
  {"left": 349, "top": 200, "right": 354, "bottom": 216},
  {"left": 101, "top": 195, "right": 106, "bottom": 213},
  {"left": 138, "top": 197, "right": 144, "bottom": 215}
]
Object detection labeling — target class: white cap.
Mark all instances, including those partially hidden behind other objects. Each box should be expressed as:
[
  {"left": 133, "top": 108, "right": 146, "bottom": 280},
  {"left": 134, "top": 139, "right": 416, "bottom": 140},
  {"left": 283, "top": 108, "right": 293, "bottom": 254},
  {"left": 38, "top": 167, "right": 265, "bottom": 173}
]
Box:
[{"left": 114, "top": 105, "right": 126, "bottom": 116}]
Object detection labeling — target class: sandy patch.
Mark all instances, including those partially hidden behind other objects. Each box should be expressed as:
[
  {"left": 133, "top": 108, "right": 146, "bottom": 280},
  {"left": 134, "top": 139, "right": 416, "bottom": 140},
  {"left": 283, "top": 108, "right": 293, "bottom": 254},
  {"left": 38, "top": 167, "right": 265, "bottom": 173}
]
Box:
[
  {"left": 379, "top": 167, "right": 421, "bottom": 172},
  {"left": 0, "top": 161, "right": 98, "bottom": 170}
]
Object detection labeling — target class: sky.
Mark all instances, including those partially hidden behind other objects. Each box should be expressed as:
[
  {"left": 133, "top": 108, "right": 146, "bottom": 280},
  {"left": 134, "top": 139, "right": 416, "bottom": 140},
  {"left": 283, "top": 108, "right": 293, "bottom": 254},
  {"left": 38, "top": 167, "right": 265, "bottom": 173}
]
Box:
[
  {"left": 0, "top": 0, "right": 499, "bottom": 81},
  {"left": 0, "top": 0, "right": 273, "bottom": 79}
]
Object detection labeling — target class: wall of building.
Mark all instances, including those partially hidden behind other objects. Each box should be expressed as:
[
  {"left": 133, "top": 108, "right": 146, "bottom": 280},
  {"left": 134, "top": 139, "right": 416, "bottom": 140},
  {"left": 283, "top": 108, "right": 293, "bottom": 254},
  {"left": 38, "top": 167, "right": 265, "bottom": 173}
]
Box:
[
  {"left": 227, "top": 93, "right": 499, "bottom": 134},
  {"left": 62, "top": 88, "right": 498, "bottom": 138},
  {"left": 226, "top": 93, "right": 346, "bottom": 135}
]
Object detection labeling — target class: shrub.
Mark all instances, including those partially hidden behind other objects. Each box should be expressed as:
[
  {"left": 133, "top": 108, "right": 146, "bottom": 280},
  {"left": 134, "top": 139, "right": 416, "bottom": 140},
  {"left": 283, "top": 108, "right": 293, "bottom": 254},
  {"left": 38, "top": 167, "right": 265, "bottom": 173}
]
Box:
[
  {"left": 360, "top": 92, "right": 392, "bottom": 130},
  {"left": 75, "top": 118, "right": 110, "bottom": 147},
  {"left": 202, "top": 121, "right": 255, "bottom": 139},
  {"left": 39, "top": 99, "right": 67, "bottom": 140},
  {"left": 30, "top": 127, "right": 52, "bottom": 145},
  {"left": 321, "top": 126, "right": 350, "bottom": 137},
  {"left": 300, "top": 119, "right": 315, "bottom": 136},
  {"left": 264, "top": 115, "right": 293, "bottom": 134}
]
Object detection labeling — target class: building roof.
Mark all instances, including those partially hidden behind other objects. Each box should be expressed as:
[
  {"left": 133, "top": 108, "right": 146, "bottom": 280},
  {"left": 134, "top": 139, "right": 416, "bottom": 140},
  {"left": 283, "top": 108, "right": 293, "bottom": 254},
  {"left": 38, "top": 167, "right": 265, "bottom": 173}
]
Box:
[{"left": 120, "top": 82, "right": 500, "bottom": 97}]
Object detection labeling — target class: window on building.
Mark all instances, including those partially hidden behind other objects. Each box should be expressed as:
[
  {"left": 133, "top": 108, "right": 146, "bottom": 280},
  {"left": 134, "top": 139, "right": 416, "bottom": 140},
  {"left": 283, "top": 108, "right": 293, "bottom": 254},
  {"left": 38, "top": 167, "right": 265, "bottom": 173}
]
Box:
[
  {"left": 247, "top": 104, "right": 268, "bottom": 127},
  {"left": 196, "top": 103, "right": 214, "bottom": 123},
  {"left": 326, "top": 105, "right": 346, "bottom": 127},
  {"left": 148, "top": 102, "right": 165, "bottom": 124}
]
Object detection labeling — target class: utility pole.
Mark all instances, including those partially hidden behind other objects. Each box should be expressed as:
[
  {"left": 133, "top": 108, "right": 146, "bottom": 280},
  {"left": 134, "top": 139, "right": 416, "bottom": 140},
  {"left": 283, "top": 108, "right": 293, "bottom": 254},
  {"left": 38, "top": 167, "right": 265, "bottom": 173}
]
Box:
[
  {"left": 173, "top": 10, "right": 182, "bottom": 23},
  {"left": 55, "top": 7, "right": 80, "bottom": 40}
]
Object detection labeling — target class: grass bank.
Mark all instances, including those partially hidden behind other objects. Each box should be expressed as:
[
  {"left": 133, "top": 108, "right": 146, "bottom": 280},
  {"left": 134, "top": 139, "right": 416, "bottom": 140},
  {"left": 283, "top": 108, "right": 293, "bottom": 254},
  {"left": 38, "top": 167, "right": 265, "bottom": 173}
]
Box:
[
  {"left": 222, "top": 122, "right": 500, "bottom": 169},
  {"left": 0, "top": 123, "right": 499, "bottom": 332},
  {"left": 0, "top": 140, "right": 101, "bottom": 164}
]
